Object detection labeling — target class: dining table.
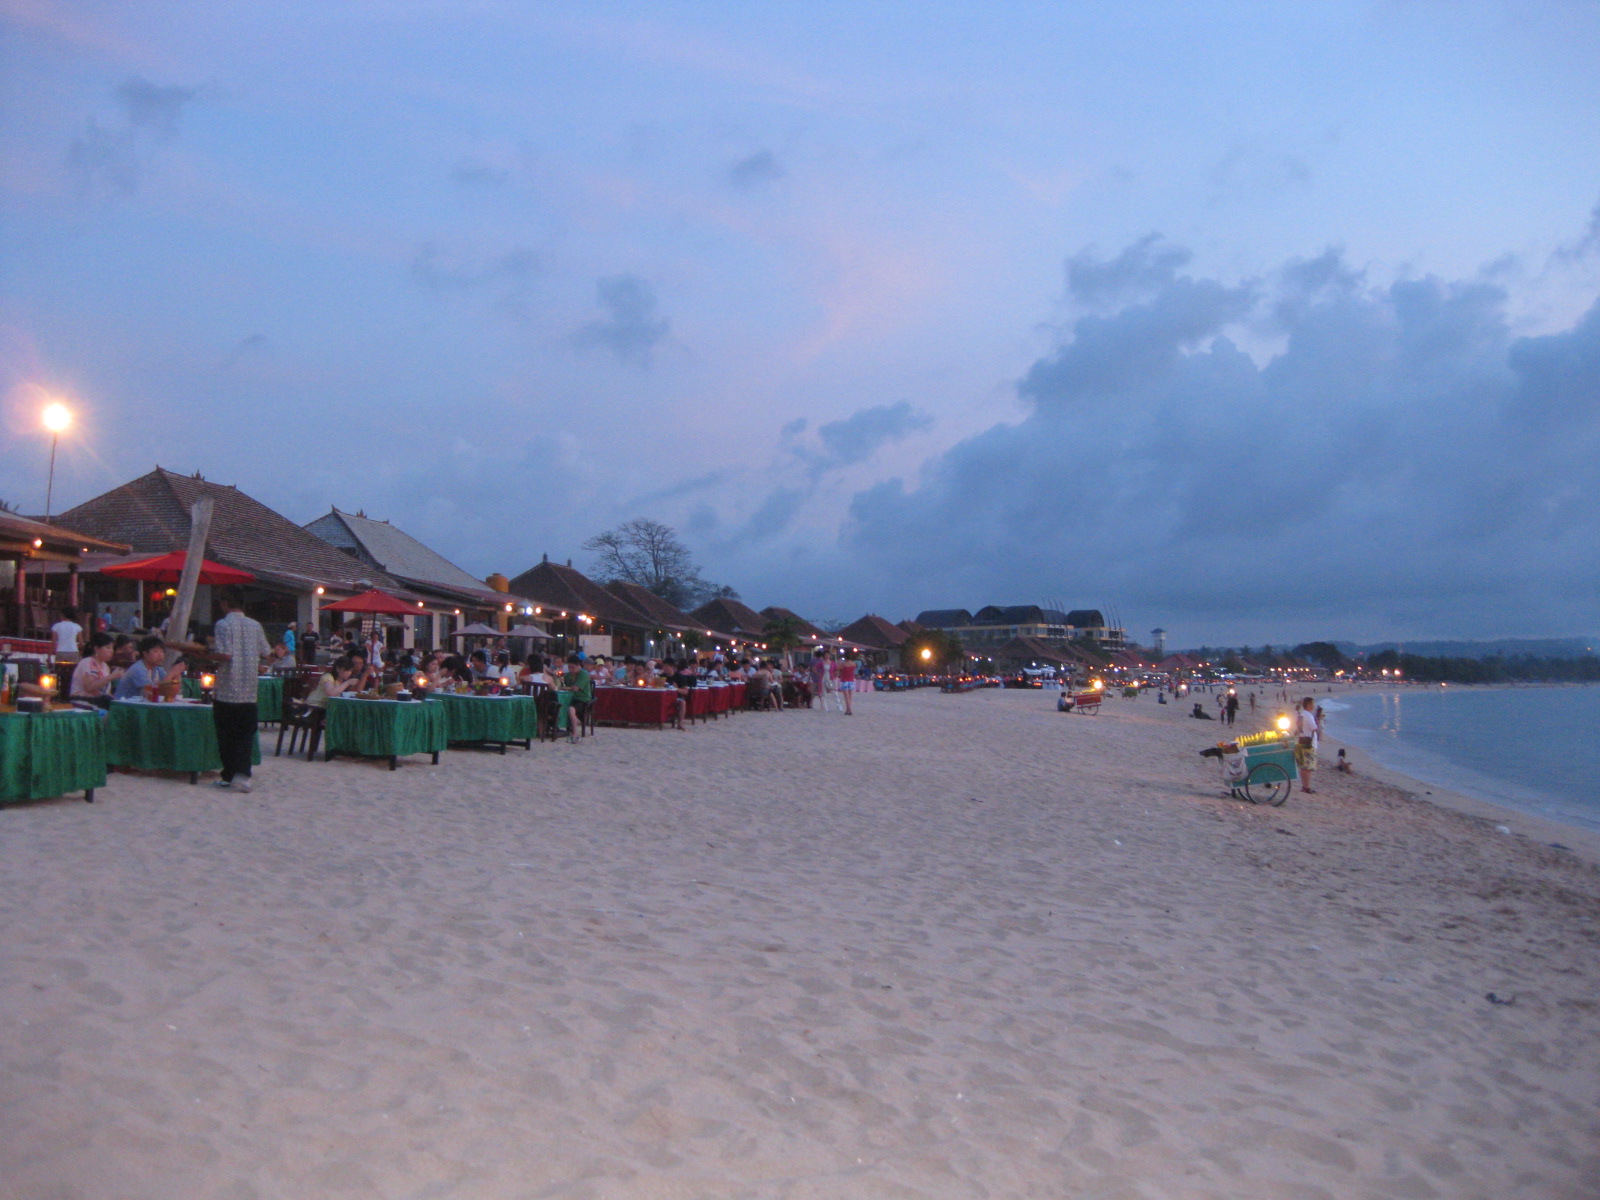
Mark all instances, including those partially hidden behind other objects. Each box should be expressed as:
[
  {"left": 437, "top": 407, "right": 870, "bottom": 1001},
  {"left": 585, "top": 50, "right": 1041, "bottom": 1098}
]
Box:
[
  {"left": 105, "top": 698, "right": 259, "bottom": 783},
  {"left": 324, "top": 696, "right": 448, "bottom": 769},
  {"left": 427, "top": 691, "right": 538, "bottom": 752},
  {"left": 0, "top": 708, "right": 106, "bottom": 804},
  {"left": 592, "top": 685, "right": 677, "bottom": 728},
  {"left": 178, "top": 674, "right": 284, "bottom": 724}
]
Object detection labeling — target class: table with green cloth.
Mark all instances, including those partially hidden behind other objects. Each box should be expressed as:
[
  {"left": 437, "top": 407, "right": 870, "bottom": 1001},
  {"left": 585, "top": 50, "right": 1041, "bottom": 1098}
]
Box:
[
  {"left": 324, "top": 697, "right": 447, "bottom": 769},
  {"left": 0, "top": 709, "right": 106, "bottom": 804},
  {"left": 428, "top": 693, "right": 537, "bottom": 751},
  {"left": 105, "top": 699, "right": 259, "bottom": 783},
  {"left": 256, "top": 676, "right": 284, "bottom": 724}
]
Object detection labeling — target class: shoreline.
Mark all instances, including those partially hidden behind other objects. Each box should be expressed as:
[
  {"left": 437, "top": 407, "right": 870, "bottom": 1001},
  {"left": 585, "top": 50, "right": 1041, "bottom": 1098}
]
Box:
[{"left": 1311, "top": 683, "right": 1600, "bottom": 865}]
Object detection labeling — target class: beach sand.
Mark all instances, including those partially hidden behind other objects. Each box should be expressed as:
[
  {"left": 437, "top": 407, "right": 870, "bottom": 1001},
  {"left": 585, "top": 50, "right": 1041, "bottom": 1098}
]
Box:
[{"left": 3, "top": 687, "right": 1597, "bottom": 1199}]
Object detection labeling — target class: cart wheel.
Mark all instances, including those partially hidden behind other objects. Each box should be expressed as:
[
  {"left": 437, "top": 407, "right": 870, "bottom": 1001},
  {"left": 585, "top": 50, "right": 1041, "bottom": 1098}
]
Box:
[{"left": 1245, "top": 762, "right": 1291, "bottom": 807}]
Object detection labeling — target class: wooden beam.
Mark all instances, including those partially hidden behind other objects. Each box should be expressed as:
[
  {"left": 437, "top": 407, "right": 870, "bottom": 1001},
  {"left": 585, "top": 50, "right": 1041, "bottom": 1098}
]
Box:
[{"left": 162, "top": 498, "right": 212, "bottom": 662}]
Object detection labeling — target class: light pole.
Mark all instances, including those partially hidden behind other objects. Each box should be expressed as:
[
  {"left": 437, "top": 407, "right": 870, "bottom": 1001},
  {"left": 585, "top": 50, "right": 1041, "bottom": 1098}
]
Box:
[{"left": 41, "top": 402, "right": 73, "bottom": 523}]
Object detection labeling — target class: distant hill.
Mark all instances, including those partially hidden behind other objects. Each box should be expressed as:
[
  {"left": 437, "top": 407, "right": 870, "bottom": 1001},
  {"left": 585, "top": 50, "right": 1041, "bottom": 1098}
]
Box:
[{"left": 1335, "top": 637, "right": 1598, "bottom": 661}]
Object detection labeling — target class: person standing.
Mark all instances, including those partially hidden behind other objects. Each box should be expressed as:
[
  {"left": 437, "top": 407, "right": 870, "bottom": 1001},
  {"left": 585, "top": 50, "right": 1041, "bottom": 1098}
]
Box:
[
  {"left": 209, "top": 586, "right": 272, "bottom": 793},
  {"left": 809, "top": 650, "right": 829, "bottom": 711},
  {"left": 1224, "top": 690, "right": 1239, "bottom": 727},
  {"left": 299, "top": 621, "right": 320, "bottom": 664},
  {"left": 838, "top": 650, "right": 858, "bottom": 716},
  {"left": 1294, "top": 696, "right": 1320, "bottom": 795},
  {"left": 51, "top": 606, "right": 85, "bottom": 670}
]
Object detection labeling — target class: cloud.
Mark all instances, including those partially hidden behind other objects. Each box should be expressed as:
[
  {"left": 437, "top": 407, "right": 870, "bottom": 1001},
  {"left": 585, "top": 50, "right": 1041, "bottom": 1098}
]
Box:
[
  {"left": 728, "top": 149, "right": 785, "bottom": 189},
  {"left": 66, "top": 76, "right": 198, "bottom": 196},
  {"left": 571, "top": 274, "right": 670, "bottom": 367},
  {"left": 843, "top": 234, "right": 1600, "bottom": 642},
  {"left": 736, "top": 487, "right": 804, "bottom": 543},
  {"left": 115, "top": 78, "right": 198, "bottom": 140},
  {"left": 780, "top": 402, "right": 932, "bottom": 481}
]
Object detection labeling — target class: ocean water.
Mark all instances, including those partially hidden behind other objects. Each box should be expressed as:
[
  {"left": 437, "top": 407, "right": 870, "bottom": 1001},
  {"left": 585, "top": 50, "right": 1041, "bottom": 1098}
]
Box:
[{"left": 1321, "top": 686, "right": 1600, "bottom": 835}]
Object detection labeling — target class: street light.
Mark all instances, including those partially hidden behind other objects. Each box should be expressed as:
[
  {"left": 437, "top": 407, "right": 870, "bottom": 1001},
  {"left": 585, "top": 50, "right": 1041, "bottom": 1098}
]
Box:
[{"left": 41, "top": 402, "right": 73, "bottom": 523}]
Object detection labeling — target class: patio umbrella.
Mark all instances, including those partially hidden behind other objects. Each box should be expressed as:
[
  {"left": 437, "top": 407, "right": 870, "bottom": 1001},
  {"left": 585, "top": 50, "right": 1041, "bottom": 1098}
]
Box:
[
  {"left": 505, "top": 624, "right": 554, "bottom": 640},
  {"left": 450, "top": 622, "right": 502, "bottom": 638},
  {"left": 101, "top": 551, "right": 255, "bottom": 585},
  {"left": 321, "top": 588, "right": 418, "bottom": 616}
]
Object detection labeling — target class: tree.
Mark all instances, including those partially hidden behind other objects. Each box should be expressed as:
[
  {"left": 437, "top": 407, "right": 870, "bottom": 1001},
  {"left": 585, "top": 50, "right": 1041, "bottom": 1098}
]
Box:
[
  {"left": 904, "top": 629, "right": 964, "bottom": 673},
  {"left": 583, "top": 518, "right": 734, "bottom": 609},
  {"left": 762, "top": 614, "right": 805, "bottom": 665}
]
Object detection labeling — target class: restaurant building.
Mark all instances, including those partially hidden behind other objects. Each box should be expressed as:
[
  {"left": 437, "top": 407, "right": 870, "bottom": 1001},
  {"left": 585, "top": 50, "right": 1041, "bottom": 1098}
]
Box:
[
  {"left": 912, "top": 604, "right": 1128, "bottom": 652},
  {"left": 505, "top": 558, "right": 654, "bottom": 659},
  {"left": 0, "top": 511, "right": 129, "bottom": 648},
  {"left": 304, "top": 508, "right": 515, "bottom": 648}
]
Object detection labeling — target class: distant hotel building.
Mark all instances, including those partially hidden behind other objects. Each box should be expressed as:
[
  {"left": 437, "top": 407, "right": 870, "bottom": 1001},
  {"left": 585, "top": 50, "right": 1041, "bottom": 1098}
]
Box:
[{"left": 913, "top": 605, "right": 1127, "bottom": 652}]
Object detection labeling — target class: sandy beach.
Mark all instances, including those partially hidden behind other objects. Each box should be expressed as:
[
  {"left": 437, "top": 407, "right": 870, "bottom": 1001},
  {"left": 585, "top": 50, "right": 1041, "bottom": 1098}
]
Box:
[{"left": 3, "top": 687, "right": 1598, "bottom": 1200}]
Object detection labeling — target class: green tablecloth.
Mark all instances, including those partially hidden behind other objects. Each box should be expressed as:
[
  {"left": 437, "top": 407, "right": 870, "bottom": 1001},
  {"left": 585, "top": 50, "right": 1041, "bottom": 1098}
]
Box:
[
  {"left": 324, "top": 698, "right": 448, "bottom": 760},
  {"left": 0, "top": 710, "right": 107, "bottom": 804},
  {"left": 256, "top": 676, "right": 284, "bottom": 723},
  {"left": 105, "top": 700, "right": 259, "bottom": 775},
  {"left": 181, "top": 675, "right": 282, "bottom": 722},
  {"left": 429, "top": 693, "right": 538, "bottom": 744}
]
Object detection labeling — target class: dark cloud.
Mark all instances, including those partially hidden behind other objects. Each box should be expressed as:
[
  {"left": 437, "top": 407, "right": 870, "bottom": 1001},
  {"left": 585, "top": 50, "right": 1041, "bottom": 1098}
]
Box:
[
  {"left": 115, "top": 78, "right": 198, "bottom": 139},
  {"left": 66, "top": 77, "right": 198, "bottom": 197},
  {"left": 844, "top": 235, "right": 1600, "bottom": 642},
  {"left": 739, "top": 487, "right": 804, "bottom": 542},
  {"left": 67, "top": 120, "right": 141, "bottom": 195},
  {"left": 571, "top": 274, "right": 670, "bottom": 367},
  {"left": 728, "top": 149, "right": 785, "bottom": 189},
  {"left": 784, "top": 401, "right": 932, "bottom": 480},
  {"left": 1065, "top": 234, "right": 1192, "bottom": 307}
]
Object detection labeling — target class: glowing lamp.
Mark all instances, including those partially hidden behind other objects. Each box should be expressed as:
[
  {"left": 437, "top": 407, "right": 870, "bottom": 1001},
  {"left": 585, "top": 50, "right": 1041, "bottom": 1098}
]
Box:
[
  {"left": 200, "top": 673, "right": 215, "bottom": 690},
  {"left": 38, "top": 673, "right": 56, "bottom": 692},
  {"left": 315, "top": 586, "right": 325, "bottom": 595},
  {"left": 920, "top": 648, "right": 932, "bottom": 661},
  {"left": 42, "top": 402, "right": 72, "bottom": 433},
  {"left": 1275, "top": 716, "right": 1292, "bottom": 732},
  {"left": 32, "top": 538, "right": 43, "bottom": 548}
]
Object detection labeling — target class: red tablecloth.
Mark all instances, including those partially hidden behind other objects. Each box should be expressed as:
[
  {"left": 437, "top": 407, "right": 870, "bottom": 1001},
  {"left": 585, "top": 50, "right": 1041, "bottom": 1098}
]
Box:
[
  {"left": 685, "top": 687, "right": 713, "bottom": 721},
  {"left": 729, "top": 681, "right": 746, "bottom": 710},
  {"left": 593, "top": 686, "right": 675, "bottom": 727}
]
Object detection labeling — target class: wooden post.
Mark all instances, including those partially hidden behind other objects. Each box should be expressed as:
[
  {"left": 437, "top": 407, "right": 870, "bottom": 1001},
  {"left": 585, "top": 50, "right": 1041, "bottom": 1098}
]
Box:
[{"left": 163, "top": 498, "right": 213, "bottom": 664}]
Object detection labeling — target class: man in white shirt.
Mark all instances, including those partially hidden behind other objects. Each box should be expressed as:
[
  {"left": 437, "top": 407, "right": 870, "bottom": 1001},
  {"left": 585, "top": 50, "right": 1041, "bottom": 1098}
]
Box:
[
  {"left": 51, "top": 607, "right": 85, "bottom": 663},
  {"left": 209, "top": 586, "right": 272, "bottom": 793},
  {"left": 1294, "top": 696, "right": 1320, "bottom": 794}
]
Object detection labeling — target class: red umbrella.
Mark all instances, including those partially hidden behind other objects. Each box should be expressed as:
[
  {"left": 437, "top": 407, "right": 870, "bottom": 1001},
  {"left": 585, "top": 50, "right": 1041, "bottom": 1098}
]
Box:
[
  {"left": 101, "top": 551, "right": 256, "bottom": 585},
  {"left": 321, "top": 588, "right": 419, "bottom": 616}
]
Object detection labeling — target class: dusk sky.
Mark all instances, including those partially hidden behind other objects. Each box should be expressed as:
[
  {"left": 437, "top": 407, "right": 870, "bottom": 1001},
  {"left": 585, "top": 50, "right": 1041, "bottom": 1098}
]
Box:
[{"left": 4, "top": 1, "right": 1598, "bottom": 646}]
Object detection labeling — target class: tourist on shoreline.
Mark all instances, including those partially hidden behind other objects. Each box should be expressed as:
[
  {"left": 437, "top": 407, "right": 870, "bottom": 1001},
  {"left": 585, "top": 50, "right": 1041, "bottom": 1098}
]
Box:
[{"left": 1295, "top": 697, "right": 1320, "bottom": 794}]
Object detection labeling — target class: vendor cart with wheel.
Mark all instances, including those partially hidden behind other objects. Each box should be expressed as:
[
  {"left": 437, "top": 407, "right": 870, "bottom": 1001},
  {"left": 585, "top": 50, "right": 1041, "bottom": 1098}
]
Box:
[{"left": 1214, "top": 731, "right": 1295, "bottom": 806}]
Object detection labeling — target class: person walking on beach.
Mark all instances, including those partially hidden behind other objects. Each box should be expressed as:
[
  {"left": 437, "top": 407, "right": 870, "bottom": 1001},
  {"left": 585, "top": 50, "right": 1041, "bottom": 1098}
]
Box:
[
  {"left": 1294, "top": 696, "right": 1319, "bottom": 794},
  {"left": 839, "top": 650, "right": 858, "bottom": 716},
  {"left": 810, "top": 650, "right": 830, "bottom": 712},
  {"left": 209, "top": 586, "right": 272, "bottom": 793},
  {"left": 1224, "top": 690, "right": 1239, "bottom": 726}
]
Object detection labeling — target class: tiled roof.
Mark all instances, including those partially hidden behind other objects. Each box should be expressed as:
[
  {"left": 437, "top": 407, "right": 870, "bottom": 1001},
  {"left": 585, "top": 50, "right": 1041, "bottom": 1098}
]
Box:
[
  {"left": 605, "top": 581, "right": 699, "bottom": 632},
  {"left": 689, "top": 597, "right": 769, "bottom": 638},
  {"left": 55, "top": 468, "right": 380, "bottom": 592},
  {"left": 506, "top": 560, "right": 652, "bottom": 629},
  {"left": 758, "top": 606, "right": 826, "bottom": 638},
  {"left": 304, "top": 509, "right": 507, "bottom": 607},
  {"left": 838, "top": 613, "right": 910, "bottom": 649},
  {"left": 914, "top": 609, "right": 973, "bottom": 627}
]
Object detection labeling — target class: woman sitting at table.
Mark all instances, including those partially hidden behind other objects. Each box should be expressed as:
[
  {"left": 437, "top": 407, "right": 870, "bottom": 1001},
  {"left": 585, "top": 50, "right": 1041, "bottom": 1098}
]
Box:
[
  {"left": 70, "top": 632, "right": 125, "bottom": 708},
  {"left": 435, "top": 654, "right": 471, "bottom": 687},
  {"left": 561, "top": 654, "right": 595, "bottom": 742},
  {"left": 518, "top": 653, "right": 548, "bottom": 688},
  {"left": 304, "top": 657, "right": 356, "bottom": 710}
]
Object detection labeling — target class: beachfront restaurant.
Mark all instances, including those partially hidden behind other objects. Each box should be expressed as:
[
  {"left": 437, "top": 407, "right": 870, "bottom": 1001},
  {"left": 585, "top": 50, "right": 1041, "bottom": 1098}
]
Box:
[
  {"left": 506, "top": 558, "right": 655, "bottom": 660},
  {"left": 0, "top": 510, "right": 129, "bottom": 650},
  {"left": 47, "top": 468, "right": 501, "bottom": 648}
]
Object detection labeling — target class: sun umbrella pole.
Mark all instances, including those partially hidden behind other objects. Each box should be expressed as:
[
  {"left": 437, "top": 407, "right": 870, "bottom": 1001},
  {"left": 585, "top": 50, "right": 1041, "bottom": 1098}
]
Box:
[{"left": 162, "top": 498, "right": 213, "bottom": 663}]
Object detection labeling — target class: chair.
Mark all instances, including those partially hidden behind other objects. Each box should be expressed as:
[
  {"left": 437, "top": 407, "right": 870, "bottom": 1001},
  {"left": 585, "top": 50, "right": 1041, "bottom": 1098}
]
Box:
[
  {"left": 274, "top": 675, "right": 325, "bottom": 760},
  {"left": 571, "top": 696, "right": 595, "bottom": 740},
  {"left": 532, "top": 685, "right": 562, "bottom": 742}
]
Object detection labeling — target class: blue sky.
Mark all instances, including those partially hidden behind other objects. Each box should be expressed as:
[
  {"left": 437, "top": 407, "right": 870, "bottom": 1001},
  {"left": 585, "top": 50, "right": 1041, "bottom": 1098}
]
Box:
[{"left": 3, "top": 0, "right": 1598, "bottom": 644}]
